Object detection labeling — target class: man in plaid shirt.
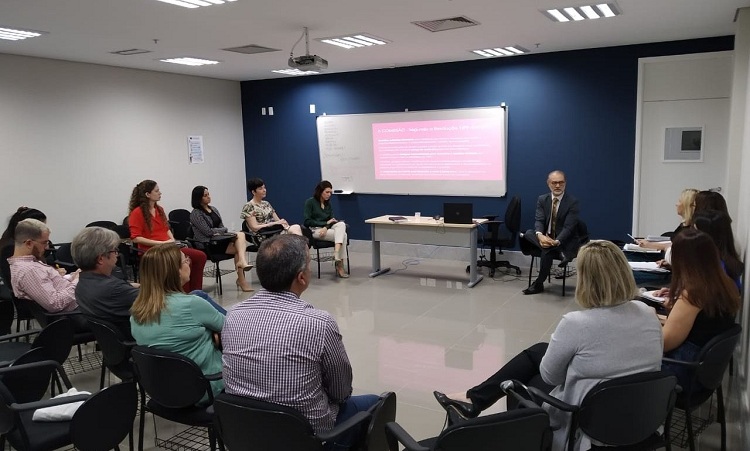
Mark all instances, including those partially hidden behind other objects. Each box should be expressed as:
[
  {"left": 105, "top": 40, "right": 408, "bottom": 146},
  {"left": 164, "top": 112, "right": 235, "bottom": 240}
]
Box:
[{"left": 222, "top": 234, "right": 379, "bottom": 449}]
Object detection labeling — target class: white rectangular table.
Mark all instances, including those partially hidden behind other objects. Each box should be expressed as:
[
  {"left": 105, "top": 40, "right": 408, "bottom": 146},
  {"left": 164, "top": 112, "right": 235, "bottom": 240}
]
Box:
[{"left": 364, "top": 215, "right": 488, "bottom": 288}]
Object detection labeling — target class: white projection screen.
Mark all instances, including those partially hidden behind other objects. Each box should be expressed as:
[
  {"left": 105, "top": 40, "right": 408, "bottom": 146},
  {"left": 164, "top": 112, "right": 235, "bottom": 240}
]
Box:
[{"left": 316, "top": 106, "right": 507, "bottom": 196}]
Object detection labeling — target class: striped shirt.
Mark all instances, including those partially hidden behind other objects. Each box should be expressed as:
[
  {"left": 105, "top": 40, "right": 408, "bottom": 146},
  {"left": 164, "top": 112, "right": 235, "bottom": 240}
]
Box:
[{"left": 221, "top": 290, "right": 353, "bottom": 433}]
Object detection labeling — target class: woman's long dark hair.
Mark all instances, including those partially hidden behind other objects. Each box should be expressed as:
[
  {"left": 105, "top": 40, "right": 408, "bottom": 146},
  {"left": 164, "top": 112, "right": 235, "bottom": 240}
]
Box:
[
  {"left": 669, "top": 229, "right": 740, "bottom": 317},
  {"left": 0, "top": 207, "right": 47, "bottom": 249},
  {"left": 128, "top": 180, "right": 168, "bottom": 232},
  {"left": 692, "top": 209, "right": 743, "bottom": 283},
  {"left": 191, "top": 186, "right": 209, "bottom": 211},
  {"left": 313, "top": 180, "right": 333, "bottom": 206},
  {"left": 693, "top": 191, "right": 729, "bottom": 218}
]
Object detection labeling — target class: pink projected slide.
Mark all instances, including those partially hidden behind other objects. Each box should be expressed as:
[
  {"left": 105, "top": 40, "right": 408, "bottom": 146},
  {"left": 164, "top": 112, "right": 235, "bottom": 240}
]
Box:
[{"left": 372, "top": 117, "right": 504, "bottom": 181}]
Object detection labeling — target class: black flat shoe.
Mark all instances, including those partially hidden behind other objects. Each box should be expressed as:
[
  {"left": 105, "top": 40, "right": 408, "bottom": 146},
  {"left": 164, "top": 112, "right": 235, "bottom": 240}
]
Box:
[
  {"left": 522, "top": 283, "right": 544, "bottom": 295},
  {"left": 433, "top": 391, "right": 479, "bottom": 419}
]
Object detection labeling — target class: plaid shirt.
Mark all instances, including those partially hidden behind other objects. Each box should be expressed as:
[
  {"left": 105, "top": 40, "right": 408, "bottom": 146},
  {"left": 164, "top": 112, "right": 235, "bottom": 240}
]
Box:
[
  {"left": 8, "top": 255, "right": 78, "bottom": 312},
  {"left": 221, "top": 290, "right": 353, "bottom": 433}
]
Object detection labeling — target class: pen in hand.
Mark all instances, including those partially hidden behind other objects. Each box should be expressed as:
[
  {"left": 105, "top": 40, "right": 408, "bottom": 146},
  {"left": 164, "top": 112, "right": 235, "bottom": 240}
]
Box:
[{"left": 627, "top": 234, "right": 637, "bottom": 243}]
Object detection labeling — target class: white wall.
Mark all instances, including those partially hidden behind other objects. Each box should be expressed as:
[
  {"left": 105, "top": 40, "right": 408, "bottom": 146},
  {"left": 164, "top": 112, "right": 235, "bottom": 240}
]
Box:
[
  {"left": 0, "top": 54, "right": 247, "bottom": 242},
  {"left": 633, "top": 52, "right": 732, "bottom": 236}
]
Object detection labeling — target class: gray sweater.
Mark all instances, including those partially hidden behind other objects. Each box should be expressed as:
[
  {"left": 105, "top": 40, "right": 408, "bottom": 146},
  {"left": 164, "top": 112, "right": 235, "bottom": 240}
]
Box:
[{"left": 540, "top": 300, "right": 663, "bottom": 451}]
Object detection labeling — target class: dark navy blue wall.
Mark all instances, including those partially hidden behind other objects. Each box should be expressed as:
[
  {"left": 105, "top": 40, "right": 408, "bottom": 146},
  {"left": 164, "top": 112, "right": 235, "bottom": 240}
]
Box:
[{"left": 241, "top": 37, "right": 733, "bottom": 243}]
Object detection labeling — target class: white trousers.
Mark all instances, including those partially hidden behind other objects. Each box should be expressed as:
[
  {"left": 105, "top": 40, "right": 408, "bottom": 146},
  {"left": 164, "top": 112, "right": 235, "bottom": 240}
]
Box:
[{"left": 311, "top": 221, "right": 347, "bottom": 259}]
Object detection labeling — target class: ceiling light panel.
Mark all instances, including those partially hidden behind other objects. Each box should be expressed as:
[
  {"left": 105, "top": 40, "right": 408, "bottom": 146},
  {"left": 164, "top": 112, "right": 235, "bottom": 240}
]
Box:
[
  {"left": 272, "top": 68, "right": 319, "bottom": 76},
  {"left": 542, "top": 3, "right": 621, "bottom": 23},
  {"left": 318, "top": 33, "right": 389, "bottom": 50},
  {"left": 160, "top": 57, "right": 220, "bottom": 66},
  {"left": 471, "top": 46, "right": 529, "bottom": 58},
  {"left": 0, "top": 26, "right": 46, "bottom": 41},
  {"left": 154, "top": 0, "right": 237, "bottom": 9}
]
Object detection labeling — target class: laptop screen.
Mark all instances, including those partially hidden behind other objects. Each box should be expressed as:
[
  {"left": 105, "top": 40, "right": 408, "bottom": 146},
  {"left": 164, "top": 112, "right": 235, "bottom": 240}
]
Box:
[{"left": 443, "top": 203, "right": 473, "bottom": 224}]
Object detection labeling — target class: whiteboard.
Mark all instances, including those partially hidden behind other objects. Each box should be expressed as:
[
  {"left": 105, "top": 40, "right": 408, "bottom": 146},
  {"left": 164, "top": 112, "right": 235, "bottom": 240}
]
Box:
[{"left": 316, "top": 106, "right": 507, "bottom": 196}]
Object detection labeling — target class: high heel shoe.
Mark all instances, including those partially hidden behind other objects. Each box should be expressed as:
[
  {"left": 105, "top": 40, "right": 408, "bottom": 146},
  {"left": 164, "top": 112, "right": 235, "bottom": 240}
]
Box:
[
  {"left": 237, "top": 263, "right": 254, "bottom": 272},
  {"left": 335, "top": 260, "right": 349, "bottom": 278},
  {"left": 236, "top": 279, "right": 254, "bottom": 292},
  {"left": 433, "top": 391, "right": 479, "bottom": 419}
]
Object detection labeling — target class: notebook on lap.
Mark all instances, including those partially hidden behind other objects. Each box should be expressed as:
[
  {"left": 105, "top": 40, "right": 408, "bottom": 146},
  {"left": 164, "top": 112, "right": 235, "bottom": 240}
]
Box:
[{"left": 443, "top": 203, "right": 473, "bottom": 224}]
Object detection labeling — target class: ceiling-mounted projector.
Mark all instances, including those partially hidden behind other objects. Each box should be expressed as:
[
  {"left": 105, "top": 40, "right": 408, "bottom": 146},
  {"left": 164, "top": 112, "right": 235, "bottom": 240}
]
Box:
[
  {"left": 288, "top": 54, "right": 328, "bottom": 70},
  {"left": 287, "top": 27, "right": 328, "bottom": 72}
]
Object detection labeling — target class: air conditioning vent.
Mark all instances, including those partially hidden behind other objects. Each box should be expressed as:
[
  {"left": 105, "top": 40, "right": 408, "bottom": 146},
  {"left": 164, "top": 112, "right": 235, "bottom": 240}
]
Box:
[{"left": 223, "top": 44, "right": 280, "bottom": 55}]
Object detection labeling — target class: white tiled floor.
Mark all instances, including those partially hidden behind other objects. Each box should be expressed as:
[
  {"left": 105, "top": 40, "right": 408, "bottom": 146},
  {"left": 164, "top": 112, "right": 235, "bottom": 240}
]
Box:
[{"left": 66, "top": 250, "right": 742, "bottom": 450}]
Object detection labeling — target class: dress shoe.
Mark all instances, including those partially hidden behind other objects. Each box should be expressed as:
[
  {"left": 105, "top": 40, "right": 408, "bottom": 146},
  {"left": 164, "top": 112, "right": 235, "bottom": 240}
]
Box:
[
  {"left": 236, "top": 279, "right": 254, "bottom": 293},
  {"left": 522, "top": 283, "right": 544, "bottom": 295},
  {"left": 335, "top": 260, "right": 349, "bottom": 278},
  {"left": 238, "top": 263, "right": 254, "bottom": 272},
  {"left": 433, "top": 391, "right": 479, "bottom": 419},
  {"left": 557, "top": 253, "right": 570, "bottom": 268}
]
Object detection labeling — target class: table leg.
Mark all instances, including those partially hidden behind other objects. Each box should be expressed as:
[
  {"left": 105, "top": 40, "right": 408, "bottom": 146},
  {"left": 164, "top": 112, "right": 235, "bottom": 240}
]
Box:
[
  {"left": 467, "top": 227, "right": 483, "bottom": 288},
  {"left": 369, "top": 225, "right": 390, "bottom": 277}
]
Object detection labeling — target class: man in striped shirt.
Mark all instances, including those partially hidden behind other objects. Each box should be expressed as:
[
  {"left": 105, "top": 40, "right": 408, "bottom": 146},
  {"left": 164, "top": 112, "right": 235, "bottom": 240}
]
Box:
[{"left": 222, "top": 234, "right": 379, "bottom": 449}]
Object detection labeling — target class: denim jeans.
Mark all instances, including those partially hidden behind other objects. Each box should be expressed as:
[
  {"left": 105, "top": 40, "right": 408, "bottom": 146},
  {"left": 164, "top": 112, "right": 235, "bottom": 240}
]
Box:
[{"left": 325, "top": 394, "right": 381, "bottom": 451}]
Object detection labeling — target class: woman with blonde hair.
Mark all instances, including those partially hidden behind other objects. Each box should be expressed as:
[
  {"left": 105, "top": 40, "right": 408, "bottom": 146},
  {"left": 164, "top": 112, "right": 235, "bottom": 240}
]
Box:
[
  {"left": 434, "top": 240, "right": 663, "bottom": 450},
  {"left": 635, "top": 188, "right": 698, "bottom": 251},
  {"left": 128, "top": 180, "right": 207, "bottom": 292},
  {"left": 130, "top": 244, "right": 225, "bottom": 399}
]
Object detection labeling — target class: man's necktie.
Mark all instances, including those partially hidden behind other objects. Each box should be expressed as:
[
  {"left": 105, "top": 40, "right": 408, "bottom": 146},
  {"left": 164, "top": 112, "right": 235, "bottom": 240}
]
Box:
[{"left": 551, "top": 197, "right": 559, "bottom": 239}]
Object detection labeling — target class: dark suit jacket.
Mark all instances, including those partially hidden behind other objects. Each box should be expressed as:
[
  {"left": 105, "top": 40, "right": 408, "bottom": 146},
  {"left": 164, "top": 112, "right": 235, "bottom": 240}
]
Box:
[{"left": 534, "top": 192, "right": 580, "bottom": 248}]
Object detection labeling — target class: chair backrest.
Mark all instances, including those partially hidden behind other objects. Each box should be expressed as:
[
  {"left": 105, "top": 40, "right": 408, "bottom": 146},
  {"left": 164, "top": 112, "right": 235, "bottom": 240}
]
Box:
[
  {"left": 131, "top": 345, "right": 213, "bottom": 408},
  {"left": 5, "top": 356, "right": 65, "bottom": 404},
  {"left": 0, "top": 300, "right": 14, "bottom": 336},
  {"left": 31, "top": 317, "right": 75, "bottom": 365},
  {"left": 213, "top": 392, "right": 321, "bottom": 451},
  {"left": 576, "top": 220, "right": 590, "bottom": 245},
  {"left": 504, "top": 196, "right": 522, "bottom": 234},
  {"left": 86, "top": 220, "right": 130, "bottom": 239},
  {"left": 362, "top": 392, "right": 397, "bottom": 451},
  {"left": 85, "top": 316, "right": 134, "bottom": 380},
  {"left": 71, "top": 381, "right": 138, "bottom": 451},
  {"left": 694, "top": 323, "right": 742, "bottom": 390},
  {"left": 169, "top": 209, "right": 192, "bottom": 241},
  {"left": 576, "top": 371, "right": 677, "bottom": 446},
  {"left": 432, "top": 407, "right": 551, "bottom": 451}
]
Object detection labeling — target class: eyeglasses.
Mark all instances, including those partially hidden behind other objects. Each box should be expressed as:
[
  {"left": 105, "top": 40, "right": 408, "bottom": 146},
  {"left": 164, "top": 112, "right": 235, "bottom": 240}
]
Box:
[
  {"left": 108, "top": 249, "right": 120, "bottom": 256},
  {"left": 28, "top": 239, "right": 50, "bottom": 247},
  {"left": 549, "top": 181, "right": 566, "bottom": 186}
]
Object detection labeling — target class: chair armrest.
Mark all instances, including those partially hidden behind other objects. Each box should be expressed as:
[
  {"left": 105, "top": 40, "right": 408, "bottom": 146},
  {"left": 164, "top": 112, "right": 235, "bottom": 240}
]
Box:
[
  {"left": 317, "top": 411, "right": 371, "bottom": 443},
  {"left": 10, "top": 393, "right": 91, "bottom": 412},
  {"left": 527, "top": 386, "right": 577, "bottom": 412},
  {"left": 123, "top": 340, "right": 137, "bottom": 347},
  {"left": 384, "top": 422, "right": 429, "bottom": 451},
  {"left": 661, "top": 357, "right": 700, "bottom": 368},
  {"left": 0, "top": 329, "right": 41, "bottom": 342},
  {"left": 205, "top": 372, "right": 223, "bottom": 381}
]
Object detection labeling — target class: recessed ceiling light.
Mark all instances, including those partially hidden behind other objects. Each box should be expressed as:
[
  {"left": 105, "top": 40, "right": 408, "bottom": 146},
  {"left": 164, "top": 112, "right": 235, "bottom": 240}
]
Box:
[
  {"left": 154, "top": 0, "right": 237, "bottom": 9},
  {"left": 318, "top": 33, "right": 389, "bottom": 50},
  {"left": 542, "top": 3, "right": 621, "bottom": 23},
  {"left": 471, "top": 45, "right": 529, "bottom": 58},
  {"left": 272, "top": 68, "right": 319, "bottom": 76},
  {"left": 0, "top": 26, "right": 46, "bottom": 41},
  {"left": 160, "top": 57, "right": 220, "bottom": 66}
]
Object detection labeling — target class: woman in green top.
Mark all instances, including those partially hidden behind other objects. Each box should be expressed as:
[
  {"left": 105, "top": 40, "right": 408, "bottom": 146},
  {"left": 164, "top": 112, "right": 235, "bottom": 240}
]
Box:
[
  {"left": 303, "top": 180, "right": 349, "bottom": 278},
  {"left": 130, "top": 244, "right": 225, "bottom": 399}
]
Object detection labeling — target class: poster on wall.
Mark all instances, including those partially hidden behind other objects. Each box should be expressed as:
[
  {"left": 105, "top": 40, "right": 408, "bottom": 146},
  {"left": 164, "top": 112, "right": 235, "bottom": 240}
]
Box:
[
  {"left": 663, "top": 127, "right": 703, "bottom": 162},
  {"left": 188, "top": 135, "right": 205, "bottom": 164}
]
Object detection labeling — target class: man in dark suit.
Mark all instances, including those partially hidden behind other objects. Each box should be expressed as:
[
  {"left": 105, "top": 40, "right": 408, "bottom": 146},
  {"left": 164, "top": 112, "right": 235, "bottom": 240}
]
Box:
[{"left": 522, "top": 170, "right": 580, "bottom": 295}]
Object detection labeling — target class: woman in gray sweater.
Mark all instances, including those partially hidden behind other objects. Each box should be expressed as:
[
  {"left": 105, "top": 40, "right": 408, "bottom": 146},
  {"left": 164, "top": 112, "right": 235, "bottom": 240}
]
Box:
[{"left": 435, "top": 240, "right": 663, "bottom": 450}]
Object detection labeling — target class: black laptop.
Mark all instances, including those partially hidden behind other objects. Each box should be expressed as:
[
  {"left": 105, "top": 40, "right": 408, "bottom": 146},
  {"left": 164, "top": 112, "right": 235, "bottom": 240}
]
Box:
[{"left": 443, "top": 203, "right": 473, "bottom": 224}]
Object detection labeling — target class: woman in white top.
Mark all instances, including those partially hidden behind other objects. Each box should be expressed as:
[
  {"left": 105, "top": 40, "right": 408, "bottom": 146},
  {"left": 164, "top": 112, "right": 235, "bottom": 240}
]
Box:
[
  {"left": 240, "top": 178, "right": 302, "bottom": 240},
  {"left": 434, "top": 240, "right": 663, "bottom": 450}
]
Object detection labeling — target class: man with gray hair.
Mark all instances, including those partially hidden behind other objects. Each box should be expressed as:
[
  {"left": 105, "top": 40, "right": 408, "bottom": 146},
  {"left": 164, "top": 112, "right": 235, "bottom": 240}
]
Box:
[
  {"left": 222, "top": 234, "right": 379, "bottom": 450},
  {"left": 72, "top": 226, "right": 139, "bottom": 339},
  {"left": 7, "top": 218, "right": 80, "bottom": 313}
]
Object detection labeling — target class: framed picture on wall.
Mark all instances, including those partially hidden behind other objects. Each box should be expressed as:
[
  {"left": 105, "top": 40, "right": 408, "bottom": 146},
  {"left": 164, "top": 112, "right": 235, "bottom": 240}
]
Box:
[{"left": 663, "top": 126, "right": 703, "bottom": 162}]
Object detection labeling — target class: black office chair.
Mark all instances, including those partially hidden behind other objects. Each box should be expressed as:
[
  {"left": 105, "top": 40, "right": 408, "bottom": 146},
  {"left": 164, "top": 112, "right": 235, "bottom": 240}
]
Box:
[
  {"left": 662, "top": 324, "right": 741, "bottom": 451},
  {"left": 385, "top": 401, "right": 551, "bottom": 451},
  {"left": 50, "top": 242, "right": 77, "bottom": 273},
  {"left": 519, "top": 371, "right": 679, "bottom": 451},
  {"left": 85, "top": 316, "right": 136, "bottom": 388},
  {"left": 168, "top": 209, "right": 192, "bottom": 241},
  {"left": 213, "top": 392, "right": 371, "bottom": 451},
  {"left": 71, "top": 381, "right": 138, "bottom": 451},
  {"left": 25, "top": 301, "right": 96, "bottom": 367},
  {"left": 362, "top": 392, "right": 398, "bottom": 451},
  {"left": 0, "top": 245, "right": 34, "bottom": 332},
  {"left": 473, "top": 196, "right": 521, "bottom": 277},
  {"left": 131, "top": 345, "right": 224, "bottom": 451},
  {"left": 519, "top": 220, "right": 589, "bottom": 296},
  {"left": 186, "top": 227, "right": 235, "bottom": 295},
  {"left": 301, "top": 225, "right": 350, "bottom": 278},
  {"left": 241, "top": 221, "right": 284, "bottom": 255}
]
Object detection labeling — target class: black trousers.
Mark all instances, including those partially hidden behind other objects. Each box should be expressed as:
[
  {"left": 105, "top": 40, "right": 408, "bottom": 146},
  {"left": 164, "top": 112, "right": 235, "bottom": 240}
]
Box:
[
  {"left": 465, "top": 342, "right": 554, "bottom": 412},
  {"left": 523, "top": 231, "right": 577, "bottom": 286}
]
